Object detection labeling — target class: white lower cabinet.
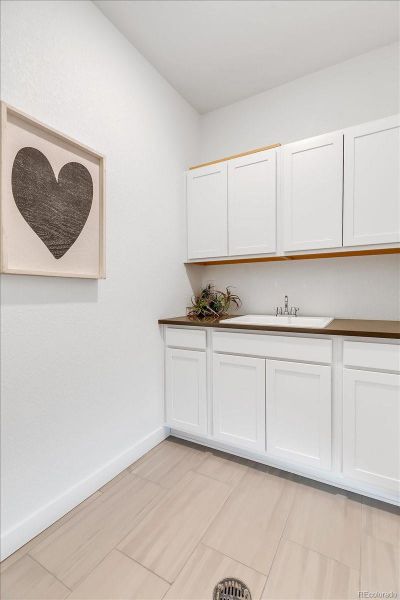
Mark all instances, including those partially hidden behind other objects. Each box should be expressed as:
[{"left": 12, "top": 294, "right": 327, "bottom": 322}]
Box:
[
  {"left": 343, "top": 368, "right": 400, "bottom": 494},
  {"left": 266, "top": 360, "right": 332, "bottom": 469},
  {"left": 164, "top": 326, "right": 399, "bottom": 504},
  {"left": 212, "top": 353, "right": 266, "bottom": 452},
  {"left": 166, "top": 348, "right": 207, "bottom": 436}
]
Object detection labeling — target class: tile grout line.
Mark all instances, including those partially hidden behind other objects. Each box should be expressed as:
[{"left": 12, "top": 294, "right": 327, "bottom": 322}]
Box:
[
  {"left": 129, "top": 446, "right": 194, "bottom": 487},
  {"left": 114, "top": 468, "right": 222, "bottom": 568},
  {"left": 359, "top": 503, "right": 364, "bottom": 593},
  {"left": 283, "top": 537, "right": 362, "bottom": 572},
  {"left": 163, "top": 468, "right": 241, "bottom": 585},
  {"left": 150, "top": 450, "right": 210, "bottom": 490},
  {"left": 162, "top": 540, "right": 205, "bottom": 593},
  {"left": 2, "top": 492, "right": 106, "bottom": 572},
  {"left": 117, "top": 548, "right": 177, "bottom": 591},
  {"left": 62, "top": 547, "right": 172, "bottom": 598},
  {"left": 197, "top": 469, "right": 248, "bottom": 487},
  {"left": 30, "top": 547, "right": 111, "bottom": 594},
  {"left": 122, "top": 467, "right": 243, "bottom": 593},
  {"left": 259, "top": 480, "right": 299, "bottom": 598},
  {"left": 196, "top": 463, "right": 298, "bottom": 591},
  {"left": 201, "top": 542, "right": 269, "bottom": 579},
  {"left": 6, "top": 446, "right": 392, "bottom": 599},
  {"left": 115, "top": 547, "right": 172, "bottom": 587},
  {"left": 196, "top": 475, "right": 241, "bottom": 546},
  {"left": 41, "top": 483, "right": 167, "bottom": 596},
  {"left": 28, "top": 554, "right": 73, "bottom": 593},
  {"left": 162, "top": 473, "right": 283, "bottom": 600},
  {"left": 113, "top": 458, "right": 241, "bottom": 590},
  {"left": 278, "top": 483, "right": 365, "bottom": 570},
  {"left": 280, "top": 498, "right": 363, "bottom": 573},
  {"left": 194, "top": 463, "right": 249, "bottom": 488},
  {"left": 115, "top": 484, "right": 168, "bottom": 553},
  {"left": 97, "top": 467, "right": 131, "bottom": 494},
  {"left": 32, "top": 479, "right": 167, "bottom": 593}
]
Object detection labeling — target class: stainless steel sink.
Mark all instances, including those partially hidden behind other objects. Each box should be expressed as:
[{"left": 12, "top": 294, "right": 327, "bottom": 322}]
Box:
[{"left": 221, "top": 314, "right": 334, "bottom": 328}]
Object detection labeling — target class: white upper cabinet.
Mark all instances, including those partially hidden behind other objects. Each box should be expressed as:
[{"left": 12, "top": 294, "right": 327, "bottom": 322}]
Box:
[
  {"left": 282, "top": 132, "right": 343, "bottom": 251},
  {"left": 187, "top": 162, "right": 228, "bottom": 259},
  {"left": 228, "top": 149, "right": 277, "bottom": 256},
  {"left": 343, "top": 115, "right": 400, "bottom": 247},
  {"left": 186, "top": 116, "right": 399, "bottom": 261}
]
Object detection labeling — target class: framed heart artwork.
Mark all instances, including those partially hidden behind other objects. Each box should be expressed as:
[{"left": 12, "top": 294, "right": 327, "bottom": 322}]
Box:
[{"left": 0, "top": 102, "right": 105, "bottom": 278}]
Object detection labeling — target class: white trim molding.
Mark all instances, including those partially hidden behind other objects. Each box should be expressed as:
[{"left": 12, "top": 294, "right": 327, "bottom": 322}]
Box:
[{"left": 1, "top": 426, "right": 170, "bottom": 560}]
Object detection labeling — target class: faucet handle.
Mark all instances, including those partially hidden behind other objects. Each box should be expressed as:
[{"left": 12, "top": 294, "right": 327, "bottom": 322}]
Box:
[
  {"left": 290, "top": 306, "right": 300, "bottom": 316},
  {"left": 276, "top": 306, "right": 282, "bottom": 316}
]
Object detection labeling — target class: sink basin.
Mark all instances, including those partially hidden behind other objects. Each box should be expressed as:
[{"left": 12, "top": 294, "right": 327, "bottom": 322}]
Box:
[{"left": 221, "top": 315, "right": 334, "bottom": 329}]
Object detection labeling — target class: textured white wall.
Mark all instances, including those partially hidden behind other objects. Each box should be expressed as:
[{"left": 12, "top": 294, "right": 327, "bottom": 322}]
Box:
[
  {"left": 0, "top": 0, "right": 200, "bottom": 557},
  {"left": 199, "top": 43, "right": 400, "bottom": 320},
  {"left": 1, "top": 1, "right": 399, "bottom": 560},
  {"left": 200, "top": 43, "right": 400, "bottom": 159},
  {"left": 201, "top": 255, "right": 400, "bottom": 321}
]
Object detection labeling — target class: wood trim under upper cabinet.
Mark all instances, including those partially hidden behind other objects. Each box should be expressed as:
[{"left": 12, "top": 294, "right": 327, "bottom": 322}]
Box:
[
  {"left": 186, "top": 247, "right": 400, "bottom": 266},
  {"left": 188, "top": 143, "right": 281, "bottom": 170}
]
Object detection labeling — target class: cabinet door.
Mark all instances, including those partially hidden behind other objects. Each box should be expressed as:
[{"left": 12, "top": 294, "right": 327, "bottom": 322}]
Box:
[
  {"left": 228, "top": 149, "right": 277, "bottom": 256},
  {"left": 187, "top": 163, "right": 228, "bottom": 259},
  {"left": 166, "top": 348, "right": 207, "bottom": 436},
  {"left": 283, "top": 132, "right": 343, "bottom": 251},
  {"left": 343, "top": 115, "right": 400, "bottom": 246},
  {"left": 343, "top": 368, "right": 400, "bottom": 494},
  {"left": 213, "top": 354, "right": 265, "bottom": 452},
  {"left": 266, "top": 360, "right": 331, "bottom": 469}
]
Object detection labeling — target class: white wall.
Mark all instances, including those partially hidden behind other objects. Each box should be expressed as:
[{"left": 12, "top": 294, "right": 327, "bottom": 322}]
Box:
[
  {"left": 199, "top": 43, "right": 400, "bottom": 320},
  {"left": 0, "top": 0, "right": 200, "bottom": 558},
  {"left": 1, "top": 3, "right": 399, "bottom": 561},
  {"left": 200, "top": 43, "right": 400, "bottom": 159},
  {"left": 200, "top": 255, "right": 400, "bottom": 321}
]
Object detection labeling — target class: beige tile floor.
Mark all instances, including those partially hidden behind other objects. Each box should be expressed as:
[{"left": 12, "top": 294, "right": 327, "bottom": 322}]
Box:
[{"left": 1, "top": 437, "right": 399, "bottom": 600}]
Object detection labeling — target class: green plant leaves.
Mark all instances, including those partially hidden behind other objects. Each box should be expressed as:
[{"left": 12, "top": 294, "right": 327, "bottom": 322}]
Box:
[{"left": 187, "top": 284, "right": 241, "bottom": 321}]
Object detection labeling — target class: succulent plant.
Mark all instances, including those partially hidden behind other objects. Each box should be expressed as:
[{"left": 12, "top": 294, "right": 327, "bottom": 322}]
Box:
[{"left": 187, "top": 284, "right": 241, "bottom": 321}]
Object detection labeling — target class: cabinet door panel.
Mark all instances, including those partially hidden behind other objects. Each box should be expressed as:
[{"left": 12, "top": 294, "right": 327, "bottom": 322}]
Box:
[
  {"left": 283, "top": 133, "right": 343, "bottom": 251},
  {"left": 228, "top": 149, "right": 277, "bottom": 256},
  {"left": 213, "top": 354, "right": 265, "bottom": 452},
  {"left": 266, "top": 360, "right": 332, "bottom": 469},
  {"left": 343, "top": 369, "right": 400, "bottom": 494},
  {"left": 187, "top": 163, "right": 228, "bottom": 259},
  {"left": 166, "top": 348, "right": 207, "bottom": 436},
  {"left": 343, "top": 115, "right": 400, "bottom": 246}
]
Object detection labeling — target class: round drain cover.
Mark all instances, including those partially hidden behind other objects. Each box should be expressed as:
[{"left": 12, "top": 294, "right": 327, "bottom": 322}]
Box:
[{"left": 213, "top": 578, "right": 251, "bottom": 600}]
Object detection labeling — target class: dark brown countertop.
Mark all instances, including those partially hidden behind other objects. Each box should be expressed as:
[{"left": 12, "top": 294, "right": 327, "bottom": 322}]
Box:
[{"left": 158, "top": 316, "right": 400, "bottom": 339}]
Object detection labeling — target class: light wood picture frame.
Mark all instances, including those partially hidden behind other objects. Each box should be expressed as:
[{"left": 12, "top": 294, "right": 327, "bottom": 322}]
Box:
[{"left": 0, "top": 102, "right": 105, "bottom": 278}]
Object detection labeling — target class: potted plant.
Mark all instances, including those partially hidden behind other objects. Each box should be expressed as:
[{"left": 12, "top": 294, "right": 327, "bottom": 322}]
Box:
[{"left": 187, "top": 284, "right": 241, "bottom": 321}]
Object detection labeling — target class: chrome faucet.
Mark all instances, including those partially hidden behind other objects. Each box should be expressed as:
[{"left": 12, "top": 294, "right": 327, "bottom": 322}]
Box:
[
  {"left": 284, "top": 295, "right": 289, "bottom": 315},
  {"left": 275, "top": 295, "right": 300, "bottom": 317}
]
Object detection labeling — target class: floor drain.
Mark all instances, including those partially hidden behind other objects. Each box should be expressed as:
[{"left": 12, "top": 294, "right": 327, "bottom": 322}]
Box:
[{"left": 213, "top": 578, "right": 251, "bottom": 600}]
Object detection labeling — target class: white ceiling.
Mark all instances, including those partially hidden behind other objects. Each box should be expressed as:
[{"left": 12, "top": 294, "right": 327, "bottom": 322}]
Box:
[{"left": 94, "top": 0, "right": 399, "bottom": 113}]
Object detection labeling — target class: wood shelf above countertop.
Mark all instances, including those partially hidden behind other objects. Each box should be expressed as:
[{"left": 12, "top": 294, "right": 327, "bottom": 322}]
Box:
[
  {"left": 158, "top": 316, "right": 400, "bottom": 339},
  {"left": 188, "top": 143, "right": 281, "bottom": 170},
  {"left": 185, "top": 247, "right": 400, "bottom": 266}
]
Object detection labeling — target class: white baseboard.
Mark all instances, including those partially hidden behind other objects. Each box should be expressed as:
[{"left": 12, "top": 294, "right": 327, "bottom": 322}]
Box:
[
  {"left": 171, "top": 429, "right": 400, "bottom": 507},
  {"left": 1, "top": 426, "right": 170, "bottom": 560}
]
